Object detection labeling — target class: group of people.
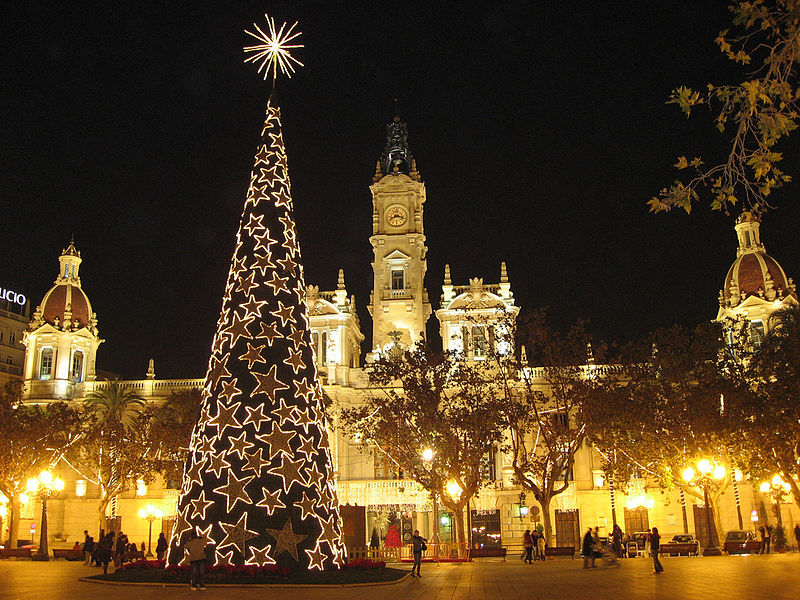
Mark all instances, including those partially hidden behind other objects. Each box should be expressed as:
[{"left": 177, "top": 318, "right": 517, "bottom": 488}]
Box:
[
  {"left": 581, "top": 525, "right": 663, "bottom": 573},
  {"left": 81, "top": 529, "right": 169, "bottom": 574},
  {"left": 521, "top": 529, "right": 546, "bottom": 563}
]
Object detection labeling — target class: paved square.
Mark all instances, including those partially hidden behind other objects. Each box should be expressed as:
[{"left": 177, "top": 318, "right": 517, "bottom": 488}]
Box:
[{"left": 0, "top": 554, "right": 797, "bottom": 600}]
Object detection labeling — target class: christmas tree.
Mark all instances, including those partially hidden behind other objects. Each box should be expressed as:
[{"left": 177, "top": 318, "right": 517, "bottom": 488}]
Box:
[{"left": 167, "top": 16, "right": 345, "bottom": 570}]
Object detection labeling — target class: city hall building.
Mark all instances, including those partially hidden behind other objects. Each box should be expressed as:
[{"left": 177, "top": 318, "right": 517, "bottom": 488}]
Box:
[{"left": 5, "top": 118, "right": 797, "bottom": 555}]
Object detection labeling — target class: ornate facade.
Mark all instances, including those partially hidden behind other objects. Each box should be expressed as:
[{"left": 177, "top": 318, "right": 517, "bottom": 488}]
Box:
[{"left": 6, "top": 119, "right": 797, "bottom": 557}]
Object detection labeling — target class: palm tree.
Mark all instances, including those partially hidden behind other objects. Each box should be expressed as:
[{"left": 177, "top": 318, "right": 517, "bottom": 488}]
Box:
[{"left": 84, "top": 380, "right": 146, "bottom": 430}]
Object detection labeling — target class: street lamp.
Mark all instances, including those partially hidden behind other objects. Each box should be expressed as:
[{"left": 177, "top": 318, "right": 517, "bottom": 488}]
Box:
[
  {"left": 26, "top": 470, "right": 64, "bottom": 561},
  {"left": 759, "top": 475, "right": 792, "bottom": 526},
  {"left": 138, "top": 504, "right": 164, "bottom": 557},
  {"left": 517, "top": 492, "right": 529, "bottom": 521},
  {"left": 682, "top": 458, "right": 725, "bottom": 556}
]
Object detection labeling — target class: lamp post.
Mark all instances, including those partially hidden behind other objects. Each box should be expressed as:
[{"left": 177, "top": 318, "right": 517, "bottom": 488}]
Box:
[
  {"left": 682, "top": 458, "right": 725, "bottom": 556},
  {"left": 422, "top": 448, "right": 439, "bottom": 545},
  {"left": 26, "top": 471, "right": 64, "bottom": 561},
  {"left": 138, "top": 504, "right": 163, "bottom": 557},
  {"left": 759, "top": 475, "right": 792, "bottom": 526}
]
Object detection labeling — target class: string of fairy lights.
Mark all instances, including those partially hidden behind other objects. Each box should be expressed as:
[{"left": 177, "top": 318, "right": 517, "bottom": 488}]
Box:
[{"left": 167, "top": 15, "right": 345, "bottom": 570}]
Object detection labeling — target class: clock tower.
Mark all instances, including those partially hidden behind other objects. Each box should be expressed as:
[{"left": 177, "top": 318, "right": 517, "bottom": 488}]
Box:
[{"left": 367, "top": 117, "right": 431, "bottom": 350}]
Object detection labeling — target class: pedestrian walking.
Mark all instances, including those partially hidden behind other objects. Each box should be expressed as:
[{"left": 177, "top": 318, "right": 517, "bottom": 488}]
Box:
[
  {"left": 764, "top": 524, "right": 772, "bottom": 553},
  {"left": 651, "top": 527, "right": 664, "bottom": 574},
  {"left": 183, "top": 529, "right": 210, "bottom": 590},
  {"left": 582, "top": 528, "right": 596, "bottom": 569},
  {"left": 410, "top": 529, "right": 427, "bottom": 578},
  {"left": 156, "top": 532, "right": 168, "bottom": 560},
  {"left": 523, "top": 529, "right": 534, "bottom": 564}
]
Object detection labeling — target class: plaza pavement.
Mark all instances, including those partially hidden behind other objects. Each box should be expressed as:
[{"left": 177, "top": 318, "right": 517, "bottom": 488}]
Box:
[{"left": 0, "top": 553, "right": 798, "bottom": 600}]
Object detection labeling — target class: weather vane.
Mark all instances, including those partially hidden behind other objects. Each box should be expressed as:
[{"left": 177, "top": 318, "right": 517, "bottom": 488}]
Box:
[{"left": 243, "top": 14, "right": 304, "bottom": 84}]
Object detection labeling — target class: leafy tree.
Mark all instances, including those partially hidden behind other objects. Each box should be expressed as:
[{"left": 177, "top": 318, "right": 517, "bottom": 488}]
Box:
[
  {"left": 69, "top": 381, "right": 157, "bottom": 531},
  {"left": 340, "top": 344, "right": 506, "bottom": 546},
  {"left": 0, "top": 381, "right": 80, "bottom": 547},
  {"left": 492, "top": 312, "right": 599, "bottom": 545},
  {"left": 149, "top": 388, "right": 203, "bottom": 484},
  {"left": 736, "top": 306, "right": 800, "bottom": 511},
  {"left": 650, "top": 1, "right": 800, "bottom": 214},
  {"left": 585, "top": 323, "right": 748, "bottom": 541}
]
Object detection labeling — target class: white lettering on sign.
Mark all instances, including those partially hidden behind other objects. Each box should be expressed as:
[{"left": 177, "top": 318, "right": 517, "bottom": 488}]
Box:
[{"left": 0, "top": 288, "right": 27, "bottom": 306}]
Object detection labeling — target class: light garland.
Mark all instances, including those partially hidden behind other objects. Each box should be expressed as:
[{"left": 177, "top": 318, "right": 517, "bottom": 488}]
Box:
[{"left": 167, "top": 20, "right": 345, "bottom": 569}]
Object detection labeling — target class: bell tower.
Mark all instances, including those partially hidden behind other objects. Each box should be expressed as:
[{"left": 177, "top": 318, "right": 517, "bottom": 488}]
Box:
[{"left": 367, "top": 117, "right": 431, "bottom": 350}]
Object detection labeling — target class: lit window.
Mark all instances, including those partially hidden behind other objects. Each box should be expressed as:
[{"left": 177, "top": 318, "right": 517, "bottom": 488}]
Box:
[
  {"left": 39, "top": 348, "right": 54, "bottom": 380},
  {"left": 391, "top": 269, "right": 404, "bottom": 290},
  {"left": 749, "top": 320, "right": 765, "bottom": 349},
  {"left": 75, "top": 480, "right": 87, "bottom": 497},
  {"left": 321, "top": 331, "right": 327, "bottom": 366},
  {"left": 472, "top": 326, "right": 487, "bottom": 359},
  {"left": 136, "top": 480, "right": 147, "bottom": 496},
  {"left": 71, "top": 351, "right": 84, "bottom": 383}
]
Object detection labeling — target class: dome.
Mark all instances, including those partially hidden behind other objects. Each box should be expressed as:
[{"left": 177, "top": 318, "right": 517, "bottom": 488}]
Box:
[
  {"left": 40, "top": 283, "right": 93, "bottom": 328},
  {"left": 721, "top": 213, "right": 795, "bottom": 306},
  {"left": 30, "top": 241, "right": 97, "bottom": 331}
]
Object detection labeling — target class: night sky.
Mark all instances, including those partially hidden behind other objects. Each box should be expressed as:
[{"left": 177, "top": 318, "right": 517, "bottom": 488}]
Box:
[{"left": 4, "top": 2, "right": 800, "bottom": 379}]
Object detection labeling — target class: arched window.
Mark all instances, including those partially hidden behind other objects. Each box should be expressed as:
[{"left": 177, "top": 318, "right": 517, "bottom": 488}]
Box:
[
  {"left": 39, "top": 348, "right": 54, "bottom": 380},
  {"left": 71, "top": 350, "right": 84, "bottom": 383}
]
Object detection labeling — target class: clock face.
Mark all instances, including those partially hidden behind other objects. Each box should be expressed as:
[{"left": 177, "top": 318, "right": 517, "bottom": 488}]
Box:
[{"left": 386, "top": 206, "right": 408, "bottom": 227}]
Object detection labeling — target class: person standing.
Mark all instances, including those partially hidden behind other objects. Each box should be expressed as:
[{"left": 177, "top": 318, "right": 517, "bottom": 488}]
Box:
[
  {"left": 156, "top": 532, "right": 168, "bottom": 560},
  {"left": 99, "top": 531, "right": 114, "bottom": 575},
  {"left": 793, "top": 522, "right": 800, "bottom": 552},
  {"left": 651, "top": 527, "right": 664, "bottom": 574},
  {"left": 531, "top": 529, "right": 541, "bottom": 562},
  {"left": 184, "top": 529, "right": 210, "bottom": 591},
  {"left": 611, "top": 524, "right": 623, "bottom": 558},
  {"left": 410, "top": 529, "right": 427, "bottom": 578},
  {"left": 523, "top": 529, "right": 534, "bottom": 564},
  {"left": 537, "top": 530, "right": 546, "bottom": 561},
  {"left": 82, "top": 530, "right": 94, "bottom": 565},
  {"left": 764, "top": 524, "right": 772, "bottom": 553},
  {"left": 582, "top": 528, "right": 595, "bottom": 569}
]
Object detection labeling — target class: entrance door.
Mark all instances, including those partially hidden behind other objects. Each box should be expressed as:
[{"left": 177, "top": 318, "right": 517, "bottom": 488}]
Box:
[
  {"left": 693, "top": 505, "right": 718, "bottom": 547},
  {"left": 340, "top": 505, "right": 367, "bottom": 549},
  {"left": 554, "top": 509, "right": 580, "bottom": 547},
  {"left": 624, "top": 507, "right": 649, "bottom": 535}
]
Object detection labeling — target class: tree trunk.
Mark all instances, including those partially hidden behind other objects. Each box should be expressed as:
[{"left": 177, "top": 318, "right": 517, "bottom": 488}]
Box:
[
  {"left": 452, "top": 504, "right": 466, "bottom": 547},
  {"left": 541, "top": 496, "right": 555, "bottom": 547},
  {"left": 8, "top": 495, "right": 20, "bottom": 548},
  {"left": 97, "top": 497, "right": 109, "bottom": 537}
]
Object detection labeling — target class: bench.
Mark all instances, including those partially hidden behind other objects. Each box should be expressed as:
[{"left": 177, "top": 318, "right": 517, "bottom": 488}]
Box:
[
  {"left": 124, "top": 550, "right": 145, "bottom": 562},
  {"left": 470, "top": 547, "right": 507, "bottom": 560},
  {"left": 659, "top": 542, "right": 699, "bottom": 557},
  {"left": 545, "top": 546, "right": 575, "bottom": 558},
  {"left": 0, "top": 548, "right": 32, "bottom": 559},
  {"left": 53, "top": 548, "right": 84, "bottom": 560}
]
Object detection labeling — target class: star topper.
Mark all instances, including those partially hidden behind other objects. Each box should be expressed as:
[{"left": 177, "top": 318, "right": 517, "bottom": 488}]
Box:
[{"left": 244, "top": 14, "right": 304, "bottom": 82}]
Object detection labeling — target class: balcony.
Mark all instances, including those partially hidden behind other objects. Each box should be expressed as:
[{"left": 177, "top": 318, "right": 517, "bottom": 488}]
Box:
[{"left": 382, "top": 289, "right": 413, "bottom": 300}]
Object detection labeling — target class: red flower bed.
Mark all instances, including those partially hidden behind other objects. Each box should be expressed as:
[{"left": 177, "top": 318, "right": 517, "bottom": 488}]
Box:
[{"left": 118, "top": 559, "right": 290, "bottom": 578}]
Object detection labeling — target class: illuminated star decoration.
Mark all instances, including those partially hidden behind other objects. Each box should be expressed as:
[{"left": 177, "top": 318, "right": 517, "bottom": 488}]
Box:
[
  {"left": 167, "top": 18, "right": 345, "bottom": 571},
  {"left": 243, "top": 14, "right": 304, "bottom": 83}
]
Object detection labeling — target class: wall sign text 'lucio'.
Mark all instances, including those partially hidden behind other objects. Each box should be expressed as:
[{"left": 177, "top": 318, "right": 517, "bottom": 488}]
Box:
[{"left": 0, "top": 287, "right": 27, "bottom": 306}]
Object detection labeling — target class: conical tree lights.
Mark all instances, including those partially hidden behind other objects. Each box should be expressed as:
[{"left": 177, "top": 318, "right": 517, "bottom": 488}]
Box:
[{"left": 168, "top": 17, "right": 345, "bottom": 570}]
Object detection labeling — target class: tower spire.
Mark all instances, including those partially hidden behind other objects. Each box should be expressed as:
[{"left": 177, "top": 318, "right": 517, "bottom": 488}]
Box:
[{"left": 379, "top": 115, "right": 413, "bottom": 176}]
